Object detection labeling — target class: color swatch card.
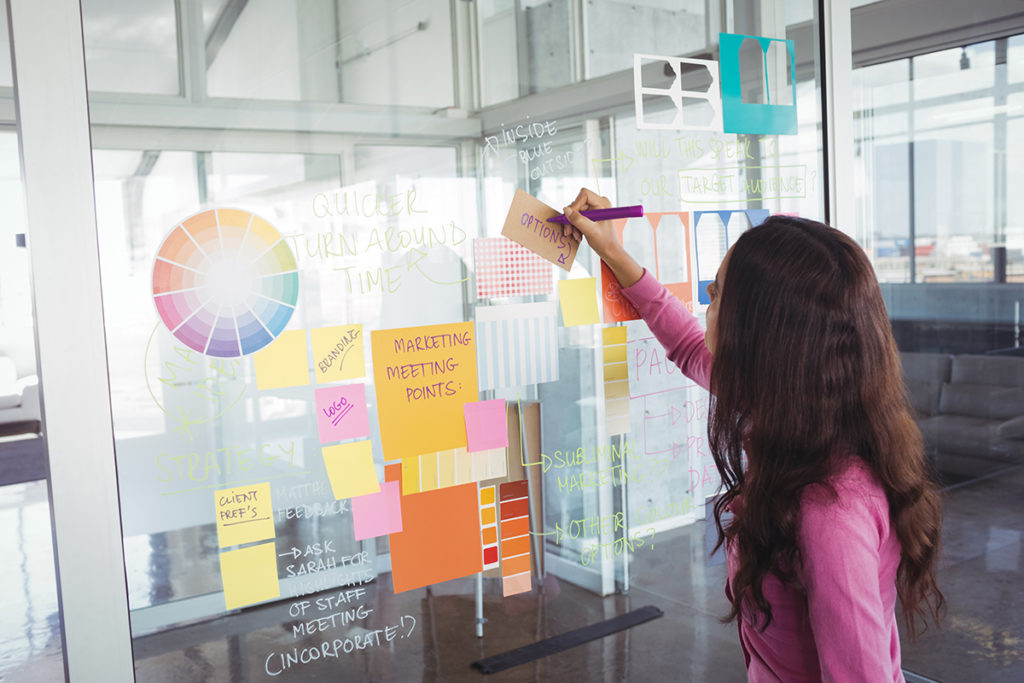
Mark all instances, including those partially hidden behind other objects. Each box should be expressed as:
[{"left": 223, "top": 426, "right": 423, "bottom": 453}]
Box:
[
  {"left": 398, "top": 447, "right": 507, "bottom": 496},
  {"left": 558, "top": 278, "right": 600, "bottom": 326},
  {"left": 389, "top": 483, "right": 483, "bottom": 593},
  {"left": 464, "top": 400, "right": 509, "bottom": 453},
  {"left": 371, "top": 322, "right": 478, "bottom": 460},
  {"left": 479, "top": 485, "right": 499, "bottom": 570},
  {"left": 500, "top": 189, "right": 579, "bottom": 271},
  {"left": 152, "top": 208, "right": 299, "bottom": 357},
  {"left": 253, "top": 329, "right": 309, "bottom": 390},
  {"left": 475, "top": 302, "right": 559, "bottom": 391},
  {"left": 499, "top": 480, "right": 532, "bottom": 596},
  {"left": 220, "top": 541, "right": 280, "bottom": 610},
  {"left": 315, "top": 383, "right": 370, "bottom": 443},
  {"left": 322, "top": 440, "right": 380, "bottom": 500},
  {"left": 474, "top": 237, "right": 553, "bottom": 299},
  {"left": 214, "top": 482, "right": 275, "bottom": 548},
  {"left": 311, "top": 324, "right": 365, "bottom": 382},
  {"left": 351, "top": 480, "right": 403, "bottom": 541},
  {"left": 603, "top": 327, "right": 631, "bottom": 436}
]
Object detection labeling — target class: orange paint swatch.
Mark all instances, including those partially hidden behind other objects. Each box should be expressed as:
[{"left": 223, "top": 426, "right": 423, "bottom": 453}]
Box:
[
  {"left": 479, "top": 485, "right": 499, "bottom": 569},
  {"left": 389, "top": 483, "right": 483, "bottom": 593}
]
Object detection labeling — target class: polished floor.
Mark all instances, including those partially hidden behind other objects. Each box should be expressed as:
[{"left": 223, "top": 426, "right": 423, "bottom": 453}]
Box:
[{"left": 0, "top": 466, "right": 1021, "bottom": 682}]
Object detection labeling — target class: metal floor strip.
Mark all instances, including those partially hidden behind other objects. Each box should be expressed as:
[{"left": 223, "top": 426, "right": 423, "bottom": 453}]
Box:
[{"left": 471, "top": 605, "right": 664, "bottom": 674}]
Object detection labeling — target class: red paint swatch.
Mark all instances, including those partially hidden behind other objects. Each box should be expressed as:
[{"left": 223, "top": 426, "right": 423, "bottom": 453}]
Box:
[{"left": 498, "top": 480, "right": 532, "bottom": 596}]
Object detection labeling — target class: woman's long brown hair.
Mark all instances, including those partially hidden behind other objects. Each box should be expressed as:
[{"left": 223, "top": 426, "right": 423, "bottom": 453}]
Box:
[{"left": 709, "top": 216, "right": 944, "bottom": 639}]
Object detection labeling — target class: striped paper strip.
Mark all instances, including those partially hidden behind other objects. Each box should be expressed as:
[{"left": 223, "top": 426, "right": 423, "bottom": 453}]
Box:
[{"left": 475, "top": 302, "right": 559, "bottom": 391}]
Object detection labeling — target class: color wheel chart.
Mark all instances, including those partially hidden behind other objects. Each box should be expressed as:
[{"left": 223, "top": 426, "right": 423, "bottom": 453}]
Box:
[{"left": 152, "top": 209, "right": 299, "bottom": 357}]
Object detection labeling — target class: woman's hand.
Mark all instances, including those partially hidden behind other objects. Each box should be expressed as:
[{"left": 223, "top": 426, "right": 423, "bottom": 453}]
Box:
[{"left": 561, "top": 187, "right": 644, "bottom": 287}]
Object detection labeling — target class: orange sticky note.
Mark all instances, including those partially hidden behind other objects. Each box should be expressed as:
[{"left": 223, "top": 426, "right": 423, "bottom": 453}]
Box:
[
  {"left": 389, "top": 483, "right": 483, "bottom": 593},
  {"left": 370, "top": 322, "right": 478, "bottom": 460}
]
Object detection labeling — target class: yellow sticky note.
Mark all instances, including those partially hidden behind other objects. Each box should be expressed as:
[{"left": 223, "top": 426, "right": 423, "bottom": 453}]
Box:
[
  {"left": 559, "top": 278, "right": 600, "bottom": 326},
  {"left": 220, "top": 542, "right": 280, "bottom": 610},
  {"left": 253, "top": 329, "right": 309, "bottom": 390},
  {"left": 311, "top": 324, "right": 365, "bottom": 383},
  {"left": 322, "top": 440, "right": 381, "bottom": 500},
  {"left": 214, "top": 482, "right": 274, "bottom": 548}
]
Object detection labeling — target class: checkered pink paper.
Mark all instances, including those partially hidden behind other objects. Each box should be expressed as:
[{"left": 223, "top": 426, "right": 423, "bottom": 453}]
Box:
[{"left": 474, "top": 237, "right": 553, "bottom": 299}]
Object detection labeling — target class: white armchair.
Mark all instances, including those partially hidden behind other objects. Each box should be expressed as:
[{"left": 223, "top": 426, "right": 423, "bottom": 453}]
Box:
[{"left": 0, "top": 354, "right": 41, "bottom": 433}]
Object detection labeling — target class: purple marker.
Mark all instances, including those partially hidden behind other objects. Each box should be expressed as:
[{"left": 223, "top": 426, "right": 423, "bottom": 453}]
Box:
[{"left": 547, "top": 205, "right": 644, "bottom": 224}]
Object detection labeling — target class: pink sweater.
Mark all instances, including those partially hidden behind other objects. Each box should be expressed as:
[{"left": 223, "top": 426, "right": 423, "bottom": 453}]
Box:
[{"left": 620, "top": 270, "right": 905, "bottom": 682}]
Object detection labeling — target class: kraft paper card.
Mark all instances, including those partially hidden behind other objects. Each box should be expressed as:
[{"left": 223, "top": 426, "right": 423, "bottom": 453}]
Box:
[{"left": 500, "top": 189, "right": 579, "bottom": 271}]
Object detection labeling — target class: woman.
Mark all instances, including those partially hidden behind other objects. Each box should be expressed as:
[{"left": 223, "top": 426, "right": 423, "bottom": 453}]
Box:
[{"left": 562, "top": 188, "right": 944, "bottom": 682}]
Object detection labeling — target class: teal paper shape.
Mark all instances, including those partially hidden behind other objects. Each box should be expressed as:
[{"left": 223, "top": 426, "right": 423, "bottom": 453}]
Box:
[{"left": 719, "top": 32, "right": 797, "bottom": 135}]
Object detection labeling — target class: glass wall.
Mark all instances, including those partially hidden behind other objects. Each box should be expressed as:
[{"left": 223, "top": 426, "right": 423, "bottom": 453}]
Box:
[
  {"left": 15, "top": 0, "right": 1023, "bottom": 681},
  {"left": 854, "top": 39, "right": 1019, "bottom": 285},
  {"left": 852, "top": 2, "right": 1024, "bottom": 681},
  {"left": 62, "top": 0, "right": 828, "bottom": 679}
]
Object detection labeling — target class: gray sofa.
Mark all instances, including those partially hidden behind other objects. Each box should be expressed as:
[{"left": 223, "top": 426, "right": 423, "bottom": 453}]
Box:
[
  {"left": 0, "top": 354, "right": 40, "bottom": 436},
  {"left": 902, "top": 352, "right": 1024, "bottom": 478}
]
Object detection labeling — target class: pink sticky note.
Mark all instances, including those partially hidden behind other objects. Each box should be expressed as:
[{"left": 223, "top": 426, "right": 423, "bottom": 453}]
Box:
[
  {"left": 463, "top": 399, "right": 509, "bottom": 453},
  {"left": 351, "top": 480, "right": 403, "bottom": 541},
  {"left": 315, "top": 384, "right": 370, "bottom": 443}
]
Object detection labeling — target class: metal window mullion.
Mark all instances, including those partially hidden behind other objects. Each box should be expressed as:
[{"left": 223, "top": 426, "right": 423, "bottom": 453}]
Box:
[
  {"left": 820, "top": 0, "right": 855, "bottom": 236},
  {"left": 571, "top": 0, "right": 586, "bottom": 83},
  {"left": 179, "top": 0, "right": 207, "bottom": 103},
  {"left": 7, "top": 0, "right": 133, "bottom": 680}
]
